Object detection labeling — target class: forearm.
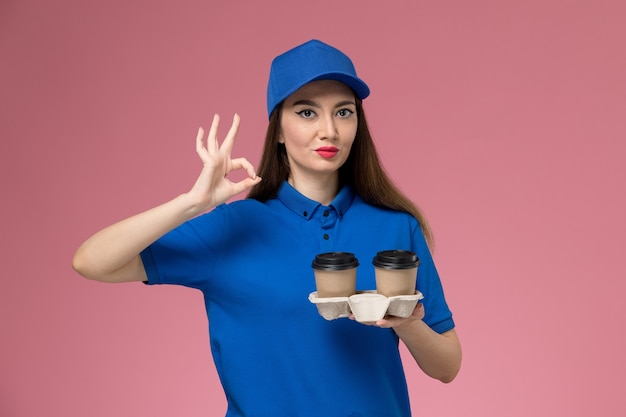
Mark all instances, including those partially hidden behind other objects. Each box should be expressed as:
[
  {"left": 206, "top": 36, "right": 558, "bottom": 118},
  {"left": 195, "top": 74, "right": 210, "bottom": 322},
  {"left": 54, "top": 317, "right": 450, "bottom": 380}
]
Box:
[
  {"left": 72, "top": 192, "right": 206, "bottom": 282},
  {"left": 394, "top": 322, "right": 461, "bottom": 383}
]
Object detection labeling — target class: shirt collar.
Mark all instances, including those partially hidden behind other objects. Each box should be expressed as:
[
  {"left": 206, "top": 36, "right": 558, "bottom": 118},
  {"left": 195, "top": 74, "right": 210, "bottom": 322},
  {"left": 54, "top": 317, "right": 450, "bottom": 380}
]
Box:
[{"left": 276, "top": 181, "right": 355, "bottom": 220}]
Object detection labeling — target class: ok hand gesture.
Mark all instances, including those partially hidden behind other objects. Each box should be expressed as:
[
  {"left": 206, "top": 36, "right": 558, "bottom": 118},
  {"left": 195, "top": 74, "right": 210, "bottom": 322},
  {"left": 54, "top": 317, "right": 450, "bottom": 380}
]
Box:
[{"left": 187, "top": 114, "right": 261, "bottom": 212}]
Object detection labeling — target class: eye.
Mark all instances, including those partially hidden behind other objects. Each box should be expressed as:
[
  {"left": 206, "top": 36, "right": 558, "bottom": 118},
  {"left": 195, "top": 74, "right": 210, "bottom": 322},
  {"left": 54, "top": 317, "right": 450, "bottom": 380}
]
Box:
[
  {"left": 336, "top": 108, "right": 354, "bottom": 118},
  {"left": 296, "top": 109, "right": 316, "bottom": 119}
]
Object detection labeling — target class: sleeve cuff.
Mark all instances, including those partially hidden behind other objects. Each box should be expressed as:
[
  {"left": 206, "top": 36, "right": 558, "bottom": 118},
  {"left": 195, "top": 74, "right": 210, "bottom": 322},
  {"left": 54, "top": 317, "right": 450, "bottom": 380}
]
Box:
[
  {"left": 428, "top": 317, "right": 455, "bottom": 334},
  {"left": 139, "top": 248, "right": 159, "bottom": 285}
]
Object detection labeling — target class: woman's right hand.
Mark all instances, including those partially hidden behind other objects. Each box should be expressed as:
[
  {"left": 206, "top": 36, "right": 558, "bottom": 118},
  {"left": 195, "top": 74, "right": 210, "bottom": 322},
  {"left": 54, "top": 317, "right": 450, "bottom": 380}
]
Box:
[{"left": 187, "top": 114, "right": 261, "bottom": 213}]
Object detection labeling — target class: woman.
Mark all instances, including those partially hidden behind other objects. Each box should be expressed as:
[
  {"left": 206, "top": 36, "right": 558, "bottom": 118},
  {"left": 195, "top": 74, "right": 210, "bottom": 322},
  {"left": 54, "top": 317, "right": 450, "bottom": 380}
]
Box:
[{"left": 73, "top": 39, "right": 461, "bottom": 416}]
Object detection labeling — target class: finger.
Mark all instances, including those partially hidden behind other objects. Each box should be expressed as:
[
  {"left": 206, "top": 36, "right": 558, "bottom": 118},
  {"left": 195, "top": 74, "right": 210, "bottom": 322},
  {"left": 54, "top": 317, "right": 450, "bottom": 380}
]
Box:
[
  {"left": 220, "top": 113, "right": 240, "bottom": 155},
  {"left": 196, "top": 127, "right": 207, "bottom": 161},
  {"left": 207, "top": 114, "right": 220, "bottom": 154},
  {"left": 229, "top": 157, "right": 257, "bottom": 179},
  {"left": 413, "top": 303, "right": 425, "bottom": 319},
  {"left": 229, "top": 175, "right": 262, "bottom": 196},
  {"left": 375, "top": 319, "right": 392, "bottom": 328}
]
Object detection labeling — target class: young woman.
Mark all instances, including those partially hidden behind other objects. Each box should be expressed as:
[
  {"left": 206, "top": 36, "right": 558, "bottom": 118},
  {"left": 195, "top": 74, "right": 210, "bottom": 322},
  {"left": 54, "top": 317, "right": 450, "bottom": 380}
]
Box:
[{"left": 73, "top": 39, "right": 461, "bottom": 416}]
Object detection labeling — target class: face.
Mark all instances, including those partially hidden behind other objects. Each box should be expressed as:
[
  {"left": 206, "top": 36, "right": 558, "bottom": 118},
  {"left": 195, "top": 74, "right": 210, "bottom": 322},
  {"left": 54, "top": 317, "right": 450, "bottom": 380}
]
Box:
[{"left": 279, "top": 80, "right": 358, "bottom": 183}]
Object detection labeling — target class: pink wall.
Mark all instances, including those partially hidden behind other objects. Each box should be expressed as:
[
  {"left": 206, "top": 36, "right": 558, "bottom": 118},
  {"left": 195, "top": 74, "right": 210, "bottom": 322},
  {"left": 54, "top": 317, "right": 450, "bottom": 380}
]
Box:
[{"left": 2, "top": 1, "right": 625, "bottom": 416}]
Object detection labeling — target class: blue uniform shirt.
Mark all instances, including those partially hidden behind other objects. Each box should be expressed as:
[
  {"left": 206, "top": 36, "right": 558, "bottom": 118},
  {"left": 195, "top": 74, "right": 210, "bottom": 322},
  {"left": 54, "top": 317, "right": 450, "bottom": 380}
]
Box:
[{"left": 141, "top": 181, "right": 454, "bottom": 417}]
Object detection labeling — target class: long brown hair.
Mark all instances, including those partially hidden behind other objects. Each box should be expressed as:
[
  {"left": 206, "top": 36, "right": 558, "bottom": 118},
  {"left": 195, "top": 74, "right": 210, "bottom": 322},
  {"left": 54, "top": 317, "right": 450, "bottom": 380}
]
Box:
[{"left": 247, "top": 98, "right": 434, "bottom": 247}]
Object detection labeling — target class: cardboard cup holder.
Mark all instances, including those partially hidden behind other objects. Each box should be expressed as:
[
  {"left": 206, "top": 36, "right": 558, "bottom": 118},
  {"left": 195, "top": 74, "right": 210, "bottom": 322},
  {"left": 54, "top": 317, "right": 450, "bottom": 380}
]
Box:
[{"left": 308, "top": 290, "right": 424, "bottom": 322}]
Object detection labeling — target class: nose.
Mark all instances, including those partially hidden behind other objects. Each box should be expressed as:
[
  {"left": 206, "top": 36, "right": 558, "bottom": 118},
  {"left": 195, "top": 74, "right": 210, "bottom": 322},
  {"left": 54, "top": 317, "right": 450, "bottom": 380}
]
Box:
[{"left": 318, "top": 112, "right": 337, "bottom": 140}]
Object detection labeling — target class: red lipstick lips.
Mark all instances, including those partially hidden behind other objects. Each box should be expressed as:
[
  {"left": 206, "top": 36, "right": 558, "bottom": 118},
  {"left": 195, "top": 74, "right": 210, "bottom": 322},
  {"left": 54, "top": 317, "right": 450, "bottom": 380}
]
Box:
[{"left": 316, "top": 146, "right": 339, "bottom": 158}]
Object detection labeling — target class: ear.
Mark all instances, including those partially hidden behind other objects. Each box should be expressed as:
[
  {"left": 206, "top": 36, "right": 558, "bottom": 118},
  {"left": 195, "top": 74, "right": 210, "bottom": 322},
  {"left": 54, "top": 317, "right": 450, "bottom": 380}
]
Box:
[{"left": 277, "top": 132, "right": 285, "bottom": 144}]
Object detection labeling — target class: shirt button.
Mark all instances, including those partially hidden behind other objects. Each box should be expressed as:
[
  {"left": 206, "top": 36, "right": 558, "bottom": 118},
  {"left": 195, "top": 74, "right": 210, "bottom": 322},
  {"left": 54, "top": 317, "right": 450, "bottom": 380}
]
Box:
[
  {"left": 323, "top": 210, "right": 329, "bottom": 217},
  {"left": 323, "top": 234, "right": 329, "bottom": 240},
  {"left": 303, "top": 211, "right": 308, "bottom": 217}
]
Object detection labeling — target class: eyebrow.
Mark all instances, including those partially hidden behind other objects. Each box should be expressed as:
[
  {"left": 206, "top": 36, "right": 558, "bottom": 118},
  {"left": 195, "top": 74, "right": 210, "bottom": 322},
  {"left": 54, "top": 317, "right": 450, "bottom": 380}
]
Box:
[{"left": 291, "top": 99, "right": 356, "bottom": 108}]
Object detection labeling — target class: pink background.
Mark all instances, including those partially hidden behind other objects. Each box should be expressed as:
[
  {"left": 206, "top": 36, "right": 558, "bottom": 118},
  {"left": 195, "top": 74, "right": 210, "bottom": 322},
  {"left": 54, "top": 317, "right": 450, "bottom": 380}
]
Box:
[{"left": 1, "top": 1, "right": 625, "bottom": 416}]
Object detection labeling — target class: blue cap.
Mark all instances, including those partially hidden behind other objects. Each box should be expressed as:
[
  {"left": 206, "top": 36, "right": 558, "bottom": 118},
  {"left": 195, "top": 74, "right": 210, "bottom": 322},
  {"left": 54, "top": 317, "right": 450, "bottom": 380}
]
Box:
[{"left": 266, "top": 39, "right": 370, "bottom": 118}]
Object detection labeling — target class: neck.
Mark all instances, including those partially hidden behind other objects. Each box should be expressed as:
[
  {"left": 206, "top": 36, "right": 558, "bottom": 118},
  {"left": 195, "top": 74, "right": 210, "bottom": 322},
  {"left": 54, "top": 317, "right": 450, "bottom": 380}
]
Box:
[{"left": 288, "top": 173, "right": 339, "bottom": 206}]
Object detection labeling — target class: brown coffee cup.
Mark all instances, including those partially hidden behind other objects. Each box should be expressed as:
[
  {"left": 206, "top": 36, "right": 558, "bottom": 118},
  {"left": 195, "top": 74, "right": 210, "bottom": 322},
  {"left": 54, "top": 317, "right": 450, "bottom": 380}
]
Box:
[
  {"left": 373, "top": 250, "right": 420, "bottom": 297},
  {"left": 311, "top": 252, "right": 359, "bottom": 298}
]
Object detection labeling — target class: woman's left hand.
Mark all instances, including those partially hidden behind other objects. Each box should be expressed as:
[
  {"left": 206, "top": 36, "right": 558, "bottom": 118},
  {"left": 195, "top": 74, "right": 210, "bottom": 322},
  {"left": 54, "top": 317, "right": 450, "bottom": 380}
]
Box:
[{"left": 351, "top": 302, "right": 461, "bottom": 383}]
